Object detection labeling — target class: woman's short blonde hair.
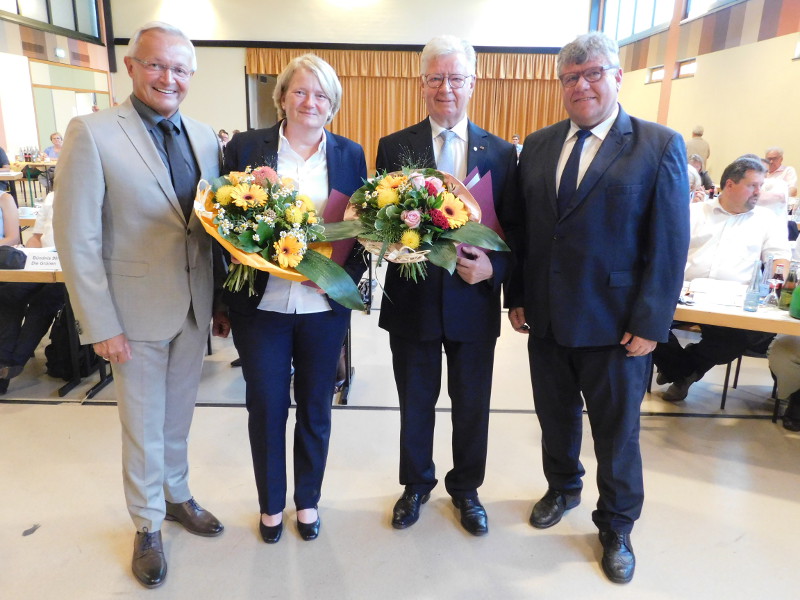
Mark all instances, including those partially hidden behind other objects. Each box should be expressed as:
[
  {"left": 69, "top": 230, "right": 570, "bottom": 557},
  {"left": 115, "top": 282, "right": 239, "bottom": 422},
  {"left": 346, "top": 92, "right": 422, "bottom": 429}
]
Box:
[{"left": 273, "top": 53, "right": 342, "bottom": 124}]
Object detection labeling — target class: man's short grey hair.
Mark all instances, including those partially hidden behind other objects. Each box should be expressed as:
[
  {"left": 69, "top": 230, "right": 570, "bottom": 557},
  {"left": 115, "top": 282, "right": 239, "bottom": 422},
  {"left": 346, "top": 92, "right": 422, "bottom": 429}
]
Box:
[
  {"left": 557, "top": 32, "right": 619, "bottom": 75},
  {"left": 273, "top": 53, "right": 342, "bottom": 124},
  {"left": 765, "top": 146, "right": 784, "bottom": 157},
  {"left": 689, "top": 154, "right": 704, "bottom": 166},
  {"left": 126, "top": 21, "right": 197, "bottom": 72},
  {"left": 420, "top": 35, "right": 476, "bottom": 76},
  {"left": 692, "top": 125, "right": 704, "bottom": 136},
  {"left": 721, "top": 157, "right": 766, "bottom": 188}
]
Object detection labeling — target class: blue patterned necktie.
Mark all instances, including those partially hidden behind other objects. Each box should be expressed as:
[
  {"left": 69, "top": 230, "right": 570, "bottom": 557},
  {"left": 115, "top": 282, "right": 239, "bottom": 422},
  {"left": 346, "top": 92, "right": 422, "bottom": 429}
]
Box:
[
  {"left": 557, "top": 129, "right": 592, "bottom": 216},
  {"left": 438, "top": 129, "right": 457, "bottom": 175}
]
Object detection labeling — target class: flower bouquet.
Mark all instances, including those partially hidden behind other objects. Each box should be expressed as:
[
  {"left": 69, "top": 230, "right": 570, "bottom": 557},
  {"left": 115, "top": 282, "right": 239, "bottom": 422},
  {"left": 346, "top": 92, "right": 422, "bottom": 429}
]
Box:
[
  {"left": 194, "top": 166, "right": 364, "bottom": 310},
  {"left": 346, "top": 168, "right": 509, "bottom": 281}
]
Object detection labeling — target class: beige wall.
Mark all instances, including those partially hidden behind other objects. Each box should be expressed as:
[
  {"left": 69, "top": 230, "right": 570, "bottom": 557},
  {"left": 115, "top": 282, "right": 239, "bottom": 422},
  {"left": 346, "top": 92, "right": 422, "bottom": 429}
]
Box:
[
  {"left": 620, "top": 33, "right": 800, "bottom": 178},
  {"left": 112, "top": 46, "right": 248, "bottom": 134},
  {"left": 108, "top": 0, "right": 591, "bottom": 47}
]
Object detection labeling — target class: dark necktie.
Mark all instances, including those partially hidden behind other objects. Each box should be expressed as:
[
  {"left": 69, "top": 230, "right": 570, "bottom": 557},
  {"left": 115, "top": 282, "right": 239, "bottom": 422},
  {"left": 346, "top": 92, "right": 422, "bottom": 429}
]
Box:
[
  {"left": 158, "top": 119, "right": 194, "bottom": 220},
  {"left": 557, "top": 129, "right": 592, "bottom": 216}
]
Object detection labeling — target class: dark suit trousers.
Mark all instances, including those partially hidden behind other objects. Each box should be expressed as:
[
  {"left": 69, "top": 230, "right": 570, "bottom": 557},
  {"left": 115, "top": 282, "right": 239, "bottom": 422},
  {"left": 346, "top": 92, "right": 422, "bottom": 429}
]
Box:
[
  {"left": 389, "top": 334, "right": 495, "bottom": 499},
  {"left": 0, "top": 282, "right": 65, "bottom": 366},
  {"left": 230, "top": 308, "right": 349, "bottom": 515},
  {"left": 528, "top": 335, "right": 649, "bottom": 533},
  {"left": 653, "top": 324, "right": 775, "bottom": 382}
]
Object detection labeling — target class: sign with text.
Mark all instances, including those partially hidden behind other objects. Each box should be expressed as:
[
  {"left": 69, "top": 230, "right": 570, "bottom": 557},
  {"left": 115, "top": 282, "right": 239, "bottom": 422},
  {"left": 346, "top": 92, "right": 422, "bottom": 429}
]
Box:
[{"left": 23, "top": 249, "right": 61, "bottom": 271}]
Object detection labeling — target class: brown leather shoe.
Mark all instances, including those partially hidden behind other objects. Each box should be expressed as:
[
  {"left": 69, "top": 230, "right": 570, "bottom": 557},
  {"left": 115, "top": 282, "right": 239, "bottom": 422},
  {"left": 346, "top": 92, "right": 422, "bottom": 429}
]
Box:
[
  {"left": 132, "top": 529, "right": 166, "bottom": 588},
  {"left": 165, "top": 498, "right": 224, "bottom": 537}
]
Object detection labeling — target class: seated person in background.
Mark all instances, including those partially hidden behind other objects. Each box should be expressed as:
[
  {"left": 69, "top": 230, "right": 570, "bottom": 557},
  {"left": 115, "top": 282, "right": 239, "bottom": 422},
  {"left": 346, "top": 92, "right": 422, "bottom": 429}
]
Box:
[
  {"left": 0, "top": 192, "right": 64, "bottom": 394},
  {"left": 687, "top": 163, "right": 705, "bottom": 203},
  {"left": 218, "top": 129, "right": 229, "bottom": 146},
  {"left": 511, "top": 134, "right": 522, "bottom": 157},
  {"left": 43, "top": 132, "right": 63, "bottom": 159},
  {"left": 653, "top": 156, "right": 790, "bottom": 402},
  {"left": 688, "top": 154, "right": 714, "bottom": 192},
  {"left": 754, "top": 155, "right": 790, "bottom": 220},
  {"left": 768, "top": 335, "right": 800, "bottom": 431},
  {"left": 0, "top": 189, "right": 20, "bottom": 246},
  {"left": 0, "top": 145, "right": 10, "bottom": 192},
  {"left": 765, "top": 147, "right": 797, "bottom": 198}
]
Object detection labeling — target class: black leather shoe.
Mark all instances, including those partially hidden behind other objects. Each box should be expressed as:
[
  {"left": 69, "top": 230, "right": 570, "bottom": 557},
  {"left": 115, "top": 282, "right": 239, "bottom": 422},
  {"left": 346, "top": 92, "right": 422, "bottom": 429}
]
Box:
[
  {"left": 452, "top": 496, "right": 488, "bottom": 536},
  {"left": 0, "top": 378, "right": 8, "bottom": 395},
  {"left": 259, "top": 516, "right": 283, "bottom": 544},
  {"left": 391, "top": 491, "right": 430, "bottom": 529},
  {"left": 783, "top": 397, "right": 800, "bottom": 431},
  {"left": 132, "top": 529, "right": 166, "bottom": 589},
  {"left": 165, "top": 498, "right": 224, "bottom": 537},
  {"left": 529, "top": 488, "right": 581, "bottom": 529},
  {"left": 599, "top": 530, "right": 635, "bottom": 584},
  {"left": 297, "top": 510, "right": 320, "bottom": 541},
  {"left": 230, "top": 357, "right": 242, "bottom": 367}
]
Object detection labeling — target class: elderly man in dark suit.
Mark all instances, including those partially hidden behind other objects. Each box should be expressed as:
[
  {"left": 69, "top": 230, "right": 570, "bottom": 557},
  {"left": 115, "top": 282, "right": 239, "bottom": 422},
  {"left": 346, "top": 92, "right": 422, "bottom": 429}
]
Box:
[
  {"left": 506, "top": 32, "right": 689, "bottom": 583},
  {"left": 375, "top": 35, "right": 517, "bottom": 537}
]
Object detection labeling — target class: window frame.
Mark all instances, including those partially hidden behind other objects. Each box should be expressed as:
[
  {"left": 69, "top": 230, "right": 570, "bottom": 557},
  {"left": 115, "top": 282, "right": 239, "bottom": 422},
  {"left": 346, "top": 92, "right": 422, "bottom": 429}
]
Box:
[{"left": 0, "top": 1, "right": 102, "bottom": 45}]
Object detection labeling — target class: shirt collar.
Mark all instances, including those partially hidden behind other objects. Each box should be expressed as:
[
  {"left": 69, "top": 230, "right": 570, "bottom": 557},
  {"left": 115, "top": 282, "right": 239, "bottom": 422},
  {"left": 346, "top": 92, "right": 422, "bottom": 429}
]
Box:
[
  {"left": 566, "top": 104, "right": 619, "bottom": 142},
  {"left": 709, "top": 195, "right": 753, "bottom": 217},
  {"left": 429, "top": 115, "right": 469, "bottom": 142},
  {"left": 130, "top": 94, "right": 183, "bottom": 132},
  {"left": 277, "top": 120, "right": 326, "bottom": 158}
]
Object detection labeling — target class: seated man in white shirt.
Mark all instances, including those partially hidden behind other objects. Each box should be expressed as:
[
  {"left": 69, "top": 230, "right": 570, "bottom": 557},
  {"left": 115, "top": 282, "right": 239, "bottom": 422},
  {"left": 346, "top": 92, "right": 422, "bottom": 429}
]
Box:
[
  {"left": 652, "top": 157, "right": 791, "bottom": 402},
  {"left": 765, "top": 147, "right": 797, "bottom": 198}
]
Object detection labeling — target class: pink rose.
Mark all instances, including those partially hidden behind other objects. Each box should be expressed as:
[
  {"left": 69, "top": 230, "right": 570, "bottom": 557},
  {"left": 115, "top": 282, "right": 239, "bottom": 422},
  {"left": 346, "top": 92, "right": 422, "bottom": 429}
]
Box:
[
  {"left": 408, "top": 172, "right": 426, "bottom": 189},
  {"left": 424, "top": 176, "right": 444, "bottom": 196},
  {"left": 401, "top": 209, "right": 422, "bottom": 229}
]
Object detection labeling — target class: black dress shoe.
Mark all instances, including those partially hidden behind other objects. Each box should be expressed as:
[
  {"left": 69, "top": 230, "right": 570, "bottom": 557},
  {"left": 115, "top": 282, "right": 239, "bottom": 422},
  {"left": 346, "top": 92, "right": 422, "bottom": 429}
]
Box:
[
  {"left": 391, "top": 491, "right": 430, "bottom": 529},
  {"left": 452, "top": 496, "right": 488, "bottom": 536},
  {"left": 297, "top": 510, "right": 320, "bottom": 541},
  {"left": 599, "top": 530, "right": 635, "bottom": 584},
  {"left": 165, "top": 497, "right": 224, "bottom": 536},
  {"left": 259, "top": 516, "right": 283, "bottom": 544},
  {"left": 783, "top": 397, "right": 800, "bottom": 431},
  {"left": 529, "top": 488, "right": 581, "bottom": 529},
  {"left": 0, "top": 378, "right": 8, "bottom": 395},
  {"left": 230, "top": 357, "right": 242, "bottom": 367},
  {"left": 132, "top": 529, "right": 167, "bottom": 589}
]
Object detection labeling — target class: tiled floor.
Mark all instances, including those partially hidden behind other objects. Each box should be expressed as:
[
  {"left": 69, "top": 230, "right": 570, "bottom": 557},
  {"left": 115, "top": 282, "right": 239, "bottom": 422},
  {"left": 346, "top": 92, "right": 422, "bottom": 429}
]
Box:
[{"left": 2, "top": 293, "right": 799, "bottom": 598}]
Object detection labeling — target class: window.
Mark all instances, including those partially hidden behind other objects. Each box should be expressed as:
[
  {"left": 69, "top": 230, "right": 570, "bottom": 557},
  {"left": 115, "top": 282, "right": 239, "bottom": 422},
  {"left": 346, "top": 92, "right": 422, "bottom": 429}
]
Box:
[
  {"left": 647, "top": 65, "right": 665, "bottom": 83},
  {"left": 0, "top": 0, "right": 100, "bottom": 39},
  {"left": 677, "top": 58, "right": 697, "bottom": 78},
  {"left": 603, "top": 0, "right": 674, "bottom": 41},
  {"left": 686, "top": 0, "right": 740, "bottom": 20}
]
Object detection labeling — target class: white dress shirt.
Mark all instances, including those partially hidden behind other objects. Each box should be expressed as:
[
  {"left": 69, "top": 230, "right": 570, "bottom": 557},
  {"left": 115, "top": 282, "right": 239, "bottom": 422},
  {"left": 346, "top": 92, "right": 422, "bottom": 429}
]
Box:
[
  {"left": 430, "top": 116, "right": 469, "bottom": 182},
  {"left": 684, "top": 197, "right": 791, "bottom": 285},
  {"left": 257, "top": 123, "right": 331, "bottom": 314},
  {"left": 556, "top": 104, "right": 619, "bottom": 192}
]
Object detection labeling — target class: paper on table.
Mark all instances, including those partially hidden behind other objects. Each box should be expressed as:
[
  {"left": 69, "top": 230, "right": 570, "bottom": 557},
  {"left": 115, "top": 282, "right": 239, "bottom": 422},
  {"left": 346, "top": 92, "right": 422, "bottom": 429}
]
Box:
[
  {"left": 688, "top": 278, "right": 747, "bottom": 307},
  {"left": 20, "top": 247, "right": 60, "bottom": 271}
]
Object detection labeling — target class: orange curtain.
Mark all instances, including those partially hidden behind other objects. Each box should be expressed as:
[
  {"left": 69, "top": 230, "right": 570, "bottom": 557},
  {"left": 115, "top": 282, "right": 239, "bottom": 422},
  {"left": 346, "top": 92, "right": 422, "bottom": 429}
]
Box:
[{"left": 246, "top": 48, "right": 565, "bottom": 173}]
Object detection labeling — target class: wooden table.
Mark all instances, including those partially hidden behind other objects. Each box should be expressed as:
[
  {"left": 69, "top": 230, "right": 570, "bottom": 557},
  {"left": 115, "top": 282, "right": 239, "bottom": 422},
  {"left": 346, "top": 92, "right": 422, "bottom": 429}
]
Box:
[
  {"left": 0, "top": 171, "right": 23, "bottom": 204},
  {"left": 0, "top": 268, "right": 111, "bottom": 398},
  {"left": 10, "top": 161, "right": 56, "bottom": 205},
  {"left": 674, "top": 302, "right": 800, "bottom": 336}
]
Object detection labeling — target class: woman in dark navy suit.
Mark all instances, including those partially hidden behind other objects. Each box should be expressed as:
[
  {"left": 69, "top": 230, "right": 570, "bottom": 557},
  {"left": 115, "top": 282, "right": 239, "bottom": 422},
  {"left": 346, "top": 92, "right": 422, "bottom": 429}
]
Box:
[{"left": 214, "top": 54, "right": 367, "bottom": 543}]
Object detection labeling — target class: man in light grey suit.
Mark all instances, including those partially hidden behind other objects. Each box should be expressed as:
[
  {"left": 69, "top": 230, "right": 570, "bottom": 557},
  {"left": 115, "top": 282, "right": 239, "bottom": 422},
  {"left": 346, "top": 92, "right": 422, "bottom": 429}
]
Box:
[{"left": 53, "top": 22, "right": 223, "bottom": 589}]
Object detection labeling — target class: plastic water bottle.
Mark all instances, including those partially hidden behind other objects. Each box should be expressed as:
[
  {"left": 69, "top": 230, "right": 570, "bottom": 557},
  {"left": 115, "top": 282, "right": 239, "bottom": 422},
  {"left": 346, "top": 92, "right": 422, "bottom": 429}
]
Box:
[{"left": 743, "top": 259, "right": 761, "bottom": 312}]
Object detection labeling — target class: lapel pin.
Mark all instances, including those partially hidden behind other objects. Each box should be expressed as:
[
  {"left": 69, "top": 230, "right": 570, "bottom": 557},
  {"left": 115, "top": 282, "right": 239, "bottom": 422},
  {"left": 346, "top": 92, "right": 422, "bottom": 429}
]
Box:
[{"left": 479, "top": 146, "right": 485, "bottom": 150}]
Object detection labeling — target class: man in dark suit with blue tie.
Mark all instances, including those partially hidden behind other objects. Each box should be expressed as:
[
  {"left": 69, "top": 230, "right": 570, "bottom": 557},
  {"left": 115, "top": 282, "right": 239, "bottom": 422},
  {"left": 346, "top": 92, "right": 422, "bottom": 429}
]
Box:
[
  {"left": 375, "top": 35, "right": 517, "bottom": 536},
  {"left": 506, "top": 32, "right": 689, "bottom": 583}
]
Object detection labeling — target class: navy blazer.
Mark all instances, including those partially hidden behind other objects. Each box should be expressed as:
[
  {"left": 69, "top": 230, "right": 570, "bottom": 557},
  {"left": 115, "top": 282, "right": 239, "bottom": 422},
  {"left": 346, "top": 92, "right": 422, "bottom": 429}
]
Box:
[
  {"left": 505, "top": 106, "right": 690, "bottom": 347},
  {"left": 375, "top": 118, "right": 517, "bottom": 342},
  {"left": 220, "top": 122, "right": 368, "bottom": 315}
]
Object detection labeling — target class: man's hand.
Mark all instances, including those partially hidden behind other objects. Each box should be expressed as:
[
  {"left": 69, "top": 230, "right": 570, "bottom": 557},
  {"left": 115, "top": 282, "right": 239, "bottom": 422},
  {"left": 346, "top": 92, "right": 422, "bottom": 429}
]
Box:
[
  {"left": 93, "top": 333, "right": 132, "bottom": 365},
  {"left": 456, "top": 245, "right": 493, "bottom": 285},
  {"left": 212, "top": 310, "right": 231, "bottom": 338},
  {"left": 508, "top": 306, "right": 530, "bottom": 334},
  {"left": 619, "top": 332, "right": 656, "bottom": 357}
]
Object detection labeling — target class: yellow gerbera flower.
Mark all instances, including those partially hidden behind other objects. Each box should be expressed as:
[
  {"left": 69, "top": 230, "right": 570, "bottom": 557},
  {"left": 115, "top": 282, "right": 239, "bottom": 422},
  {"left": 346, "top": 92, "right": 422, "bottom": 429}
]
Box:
[
  {"left": 285, "top": 205, "right": 304, "bottom": 224},
  {"left": 230, "top": 183, "right": 268, "bottom": 208},
  {"left": 215, "top": 185, "right": 235, "bottom": 206},
  {"left": 295, "top": 194, "right": 315, "bottom": 212},
  {"left": 227, "top": 171, "right": 248, "bottom": 186},
  {"left": 307, "top": 212, "right": 318, "bottom": 224},
  {"left": 400, "top": 229, "right": 421, "bottom": 249},
  {"left": 274, "top": 234, "right": 305, "bottom": 269},
  {"left": 377, "top": 187, "right": 399, "bottom": 208},
  {"left": 439, "top": 192, "right": 469, "bottom": 228},
  {"left": 379, "top": 174, "right": 407, "bottom": 189},
  {"left": 280, "top": 177, "right": 296, "bottom": 190}
]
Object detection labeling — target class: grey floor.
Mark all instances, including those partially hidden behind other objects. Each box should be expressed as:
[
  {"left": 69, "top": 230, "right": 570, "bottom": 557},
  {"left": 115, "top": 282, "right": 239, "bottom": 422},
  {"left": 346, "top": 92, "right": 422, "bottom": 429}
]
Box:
[{"left": 1, "top": 279, "right": 799, "bottom": 598}]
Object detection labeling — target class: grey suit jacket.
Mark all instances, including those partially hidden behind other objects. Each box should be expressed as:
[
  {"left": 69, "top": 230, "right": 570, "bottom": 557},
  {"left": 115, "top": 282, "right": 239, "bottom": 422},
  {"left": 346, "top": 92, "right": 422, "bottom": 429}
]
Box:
[{"left": 53, "top": 97, "right": 221, "bottom": 343}]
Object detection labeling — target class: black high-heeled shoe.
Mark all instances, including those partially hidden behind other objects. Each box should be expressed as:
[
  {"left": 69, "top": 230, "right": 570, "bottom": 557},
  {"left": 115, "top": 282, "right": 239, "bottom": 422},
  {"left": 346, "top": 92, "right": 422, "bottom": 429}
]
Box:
[
  {"left": 297, "top": 508, "right": 320, "bottom": 541},
  {"left": 259, "top": 515, "right": 283, "bottom": 544}
]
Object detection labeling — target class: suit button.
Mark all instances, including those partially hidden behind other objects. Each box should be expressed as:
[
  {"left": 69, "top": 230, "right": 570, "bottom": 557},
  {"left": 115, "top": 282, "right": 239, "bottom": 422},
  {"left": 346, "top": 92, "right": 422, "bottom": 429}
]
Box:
[
  {"left": 553, "top": 234, "right": 558, "bottom": 240},
  {"left": 187, "top": 229, "right": 192, "bottom": 235},
  {"left": 185, "top": 266, "right": 190, "bottom": 272}
]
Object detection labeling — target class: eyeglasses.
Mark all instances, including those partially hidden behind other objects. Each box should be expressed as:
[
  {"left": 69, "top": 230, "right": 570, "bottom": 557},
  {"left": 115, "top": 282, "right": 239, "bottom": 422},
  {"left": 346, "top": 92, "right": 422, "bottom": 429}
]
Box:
[
  {"left": 765, "top": 156, "right": 781, "bottom": 163},
  {"left": 131, "top": 57, "right": 193, "bottom": 80},
  {"left": 558, "top": 65, "right": 618, "bottom": 88},
  {"left": 423, "top": 73, "right": 474, "bottom": 89}
]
